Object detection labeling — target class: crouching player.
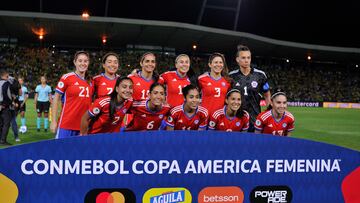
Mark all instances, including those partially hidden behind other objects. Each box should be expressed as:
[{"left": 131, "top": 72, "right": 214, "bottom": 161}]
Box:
[
  {"left": 208, "top": 89, "right": 249, "bottom": 132},
  {"left": 254, "top": 88, "right": 295, "bottom": 136},
  {"left": 166, "top": 84, "right": 208, "bottom": 131},
  {"left": 80, "top": 77, "right": 133, "bottom": 135}
]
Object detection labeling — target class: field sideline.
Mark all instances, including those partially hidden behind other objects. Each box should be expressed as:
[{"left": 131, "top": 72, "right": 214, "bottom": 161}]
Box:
[{"left": 1, "top": 99, "right": 360, "bottom": 151}]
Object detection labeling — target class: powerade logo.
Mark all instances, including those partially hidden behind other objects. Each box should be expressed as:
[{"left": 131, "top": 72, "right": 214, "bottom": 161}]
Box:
[
  {"left": 143, "top": 187, "right": 192, "bottom": 203},
  {"left": 250, "top": 186, "right": 292, "bottom": 203},
  {"left": 150, "top": 190, "right": 185, "bottom": 203},
  {"left": 84, "top": 188, "right": 136, "bottom": 203}
]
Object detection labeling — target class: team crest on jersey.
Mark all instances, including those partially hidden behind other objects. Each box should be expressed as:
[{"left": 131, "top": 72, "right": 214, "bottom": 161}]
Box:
[
  {"left": 74, "top": 82, "right": 79, "bottom": 86},
  {"left": 167, "top": 116, "right": 173, "bottom": 122},
  {"left": 235, "top": 82, "right": 240, "bottom": 86},
  {"left": 282, "top": 123, "right": 287, "bottom": 128},
  {"left": 159, "top": 114, "right": 164, "bottom": 119},
  {"left": 194, "top": 120, "right": 199, "bottom": 124},
  {"left": 236, "top": 122, "right": 240, "bottom": 126},
  {"left": 58, "top": 81, "right": 64, "bottom": 88},
  {"left": 251, "top": 81, "right": 258, "bottom": 88},
  {"left": 221, "top": 82, "right": 226, "bottom": 87},
  {"left": 122, "top": 108, "right": 127, "bottom": 114},
  {"left": 209, "top": 121, "right": 215, "bottom": 127},
  {"left": 93, "top": 107, "right": 100, "bottom": 114},
  {"left": 255, "top": 119, "right": 261, "bottom": 126}
]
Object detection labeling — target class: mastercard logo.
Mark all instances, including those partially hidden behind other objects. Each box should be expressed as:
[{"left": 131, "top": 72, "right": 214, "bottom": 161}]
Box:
[
  {"left": 84, "top": 188, "right": 135, "bottom": 203},
  {"left": 96, "top": 192, "right": 125, "bottom": 203}
]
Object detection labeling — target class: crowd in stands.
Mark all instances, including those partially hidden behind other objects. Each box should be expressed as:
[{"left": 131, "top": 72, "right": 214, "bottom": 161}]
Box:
[{"left": 0, "top": 45, "right": 359, "bottom": 102}]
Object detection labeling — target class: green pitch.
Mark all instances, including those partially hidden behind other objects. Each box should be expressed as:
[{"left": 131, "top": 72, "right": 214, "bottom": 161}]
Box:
[{"left": 1, "top": 99, "right": 360, "bottom": 151}]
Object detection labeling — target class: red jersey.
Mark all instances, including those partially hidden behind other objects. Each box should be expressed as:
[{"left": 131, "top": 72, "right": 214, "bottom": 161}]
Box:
[
  {"left": 92, "top": 73, "right": 118, "bottom": 98},
  {"left": 128, "top": 73, "right": 155, "bottom": 101},
  {"left": 166, "top": 105, "right": 208, "bottom": 130},
  {"left": 56, "top": 72, "right": 93, "bottom": 130},
  {"left": 88, "top": 97, "right": 132, "bottom": 134},
  {"left": 208, "top": 106, "right": 250, "bottom": 132},
  {"left": 158, "top": 71, "right": 191, "bottom": 107},
  {"left": 198, "top": 73, "right": 231, "bottom": 115},
  {"left": 126, "top": 100, "right": 171, "bottom": 131},
  {"left": 254, "top": 110, "right": 295, "bottom": 136}
]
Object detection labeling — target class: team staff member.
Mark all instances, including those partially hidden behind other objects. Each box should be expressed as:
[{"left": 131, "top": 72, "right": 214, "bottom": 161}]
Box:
[
  {"left": 18, "top": 77, "right": 28, "bottom": 132},
  {"left": 0, "top": 69, "right": 12, "bottom": 145},
  {"left": 34, "top": 76, "right": 52, "bottom": 132},
  {"left": 92, "top": 52, "right": 120, "bottom": 99},
  {"left": 158, "top": 54, "right": 191, "bottom": 107},
  {"left": 198, "top": 53, "right": 232, "bottom": 116},
  {"left": 229, "top": 45, "right": 271, "bottom": 132},
  {"left": 209, "top": 89, "right": 249, "bottom": 132},
  {"left": 166, "top": 84, "right": 208, "bottom": 131},
  {"left": 126, "top": 83, "right": 170, "bottom": 131},
  {"left": 51, "top": 51, "right": 93, "bottom": 138},
  {"left": 254, "top": 89, "right": 295, "bottom": 136},
  {"left": 80, "top": 77, "right": 133, "bottom": 135}
]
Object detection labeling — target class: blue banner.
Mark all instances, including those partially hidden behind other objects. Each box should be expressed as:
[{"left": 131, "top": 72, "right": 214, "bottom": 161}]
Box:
[{"left": 0, "top": 131, "right": 359, "bottom": 203}]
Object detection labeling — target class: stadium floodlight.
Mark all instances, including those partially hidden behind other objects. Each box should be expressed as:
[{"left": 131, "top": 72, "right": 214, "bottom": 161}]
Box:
[
  {"left": 192, "top": 44, "right": 197, "bottom": 50},
  {"left": 286, "top": 59, "right": 290, "bottom": 63},
  {"left": 356, "top": 65, "right": 359, "bottom": 68},
  {"left": 102, "top": 36, "right": 107, "bottom": 44},
  {"left": 82, "top": 11, "right": 90, "bottom": 20},
  {"left": 307, "top": 56, "right": 311, "bottom": 60},
  {"left": 39, "top": 35, "right": 44, "bottom": 40}
]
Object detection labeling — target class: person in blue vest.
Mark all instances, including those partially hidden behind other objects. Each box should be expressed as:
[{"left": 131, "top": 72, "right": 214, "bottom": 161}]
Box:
[{"left": 34, "top": 76, "right": 52, "bottom": 132}]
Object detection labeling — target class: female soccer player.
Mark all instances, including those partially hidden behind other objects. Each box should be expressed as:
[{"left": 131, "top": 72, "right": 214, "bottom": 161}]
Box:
[
  {"left": 158, "top": 54, "right": 191, "bottom": 107},
  {"left": 198, "top": 53, "right": 232, "bottom": 116},
  {"left": 254, "top": 89, "right": 295, "bottom": 136},
  {"left": 166, "top": 84, "right": 208, "bottom": 130},
  {"left": 128, "top": 52, "right": 158, "bottom": 101},
  {"left": 92, "top": 52, "right": 119, "bottom": 99},
  {"left": 17, "top": 77, "right": 28, "bottom": 133},
  {"left": 208, "top": 89, "right": 249, "bottom": 132},
  {"left": 80, "top": 77, "right": 133, "bottom": 135},
  {"left": 50, "top": 51, "right": 93, "bottom": 138},
  {"left": 126, "top": 83, "right": 170, "bottom": 131},
  {"left": 34, "top": 76, "right": 52, "bottom": 132}
]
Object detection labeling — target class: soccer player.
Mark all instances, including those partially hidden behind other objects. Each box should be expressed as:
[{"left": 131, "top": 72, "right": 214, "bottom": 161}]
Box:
[
  {"left": 254, "top": 89, "right": 295, "bottom": 136},
  {"left": 50, "top": 51, "right": 93, "bottom": 138},
  {"left": 34, "top": 76, "right": 52, "bottom": 132},
  {"left": 128, "top": 52, "right": 158, "bottom": 101},
  {"left": 229, "top": 45, "right": 271, "bottom": 132},
  {"left": 80, "top": 77, "right": 133, "bottom": 135},
  {"left": 17, "top": 77, "right": 28, "bottom": 133},
  {"left": 166, "top": 84, "right": 208, "bottom": 130},
  {"left": 92, "top": 52, "right": 119, "bottom": 99},
  {"left": 126, "top": 83, "right": 170, "bottom": 131},
  {"left": 198, "top": 53, "right": 232, "bottom": 116},
  {"left": 208, "top": 89, "right": 249, "bottom": 132},
  {"left": 158, "top": 54, "right": 191, "bottom": 107}
]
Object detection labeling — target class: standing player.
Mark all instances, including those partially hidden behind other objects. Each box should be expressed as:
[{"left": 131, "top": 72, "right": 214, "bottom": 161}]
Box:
[
  {"left": 50, "top": 51, "right": 93, "bottom": 138},
  {"left": 80, "top": 77, "right": 133, "bottom": 135},
  {"left": 198, "top": 53, "right": 232, "bottom": 116},
  {"left": 158, "top": 54, "right": 191, "bottom": 107},
  {"left": 17, "top": 77, "right": 28, "bottom": 133},
  {"left": 208, "top": 89, "right": 249, "bottom": 132},
  {"left": 126, "top": 83, "right": 170, "bottom": 131},
  {"left": 229, "top": 45, "right": 271, "bottom": 132},
  {"left": 128, "top": 52, "right": 158, "bottom": 101},
  {"left": 254, "top": 89, "right": 295, "bottom": 136},
  {"left": 34, "top": 76, "right": 52, "bottom": 132},
  {"left": 166, "top": 84, "right": 208, "bottom": 130},
  {"left": 92, "top": 52, "right": 119, "bottom": 99}
]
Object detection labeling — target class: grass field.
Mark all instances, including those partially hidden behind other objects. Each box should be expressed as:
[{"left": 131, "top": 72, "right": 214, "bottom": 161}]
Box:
[{"left": 1, "top": 99, "right": 360, "bottom": 151}]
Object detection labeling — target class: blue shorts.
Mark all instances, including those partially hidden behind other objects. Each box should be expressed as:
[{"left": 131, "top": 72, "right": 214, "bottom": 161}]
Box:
[{"left": 56, "top": 128, "right": 80, "bottom": 139}]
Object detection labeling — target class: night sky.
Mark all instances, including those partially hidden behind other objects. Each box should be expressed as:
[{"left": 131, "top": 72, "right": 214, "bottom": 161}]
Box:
[{"left": 1, "top": 0, "right": 360, "bottom": 48}]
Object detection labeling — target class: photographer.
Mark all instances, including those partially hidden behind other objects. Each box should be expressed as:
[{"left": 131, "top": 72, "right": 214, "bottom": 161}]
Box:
[{"left": 0, "top": 69, "right": 13, "bottom": 145}]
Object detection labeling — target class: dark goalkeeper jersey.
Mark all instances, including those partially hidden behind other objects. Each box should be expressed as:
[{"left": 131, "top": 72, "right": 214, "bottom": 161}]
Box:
[{"left": 229, "top": 67, "right": 270, "bottom": 125}]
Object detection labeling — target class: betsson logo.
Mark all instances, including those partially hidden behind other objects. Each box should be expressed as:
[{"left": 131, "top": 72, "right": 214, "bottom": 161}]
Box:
[{"left": 198, "top": 186, "right": 244, "bottom": 203}]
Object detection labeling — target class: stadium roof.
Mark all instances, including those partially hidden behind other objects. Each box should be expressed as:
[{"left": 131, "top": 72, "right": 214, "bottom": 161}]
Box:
[{"left": 1, "top": 10, "right": 360, "bottom": 63}]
